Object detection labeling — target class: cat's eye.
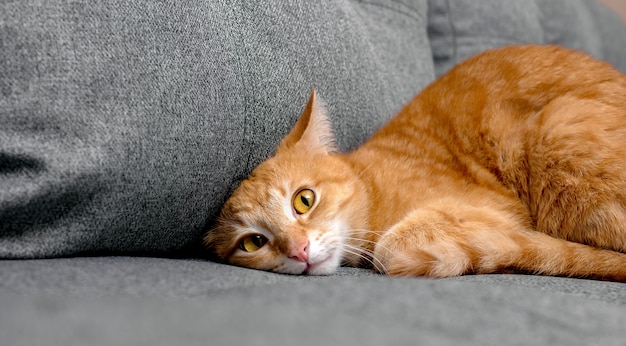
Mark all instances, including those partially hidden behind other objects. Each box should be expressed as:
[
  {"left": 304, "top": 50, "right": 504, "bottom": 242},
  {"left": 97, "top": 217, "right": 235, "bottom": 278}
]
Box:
[
  {"left": 293, "top": 189, "right": 316, "bottom": 215},
  {"left": 239, "top": 234, "right": 268, "bottom": 252}
]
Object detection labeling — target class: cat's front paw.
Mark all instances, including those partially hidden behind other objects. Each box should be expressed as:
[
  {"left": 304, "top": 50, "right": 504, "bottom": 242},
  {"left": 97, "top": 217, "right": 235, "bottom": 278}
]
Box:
[
  {"left": 373, "top": 213, "right": 472, "bottom": 278},
  {"left": 376, "top": 246, "right": 471, "bottom": 277}
]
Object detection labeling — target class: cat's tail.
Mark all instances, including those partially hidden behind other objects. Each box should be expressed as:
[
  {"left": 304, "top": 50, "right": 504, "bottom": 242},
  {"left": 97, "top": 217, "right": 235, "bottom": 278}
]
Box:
[{"left": 500, "top": 229, "right": 626, "bottom": 282}]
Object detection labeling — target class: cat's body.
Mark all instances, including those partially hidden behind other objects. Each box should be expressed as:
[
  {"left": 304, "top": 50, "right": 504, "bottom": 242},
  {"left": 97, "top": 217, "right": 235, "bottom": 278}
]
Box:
[{"left": 206, "top": 45, "right": 626, "bottom": 281}]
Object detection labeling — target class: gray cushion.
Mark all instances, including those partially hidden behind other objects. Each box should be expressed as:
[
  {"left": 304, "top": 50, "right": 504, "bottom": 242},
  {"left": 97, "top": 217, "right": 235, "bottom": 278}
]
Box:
[
  {"left": 2, "top": 257, "right": 626, "bottom": 345},
  {"left": 428, "top": 0, "right": 626, "bottom": 76},
  {"left": 0, "top": 0, "right": 432, "bottom": 257}
]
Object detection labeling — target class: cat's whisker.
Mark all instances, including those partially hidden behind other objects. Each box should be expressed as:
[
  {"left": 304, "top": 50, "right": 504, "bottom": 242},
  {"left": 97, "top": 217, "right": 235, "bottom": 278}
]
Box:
[
  {"left": 341, "top": 237, "right": 392, "bottom": 275},
  {"left": 343, "top": 244, "right": 382, "bottom": 267},
  {"left": 344, "top": 236, "right": 383, "bottom": 247},
  {"left": 341, "top": 247, "right": 388, "bottom": 275},
  {"left": 342, "top": 235, "right": 395, "bottom": 258},
  {"left": 342, "top": 243, "right": 389, "bottom": 275},
  {"left": 344, "top": 228, "right": 386, "bottom": 245},
  {"left": 342, "top": 233, "right": 395, "bottom": 272},
  {"left": 349, "top": 228, "right": 386, "bottom": 238}
]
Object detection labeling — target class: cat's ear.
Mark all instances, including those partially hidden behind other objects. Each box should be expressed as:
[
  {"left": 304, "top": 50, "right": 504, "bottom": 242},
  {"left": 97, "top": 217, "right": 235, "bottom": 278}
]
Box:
[{"left": 277, "top": 89, "right": 337, "bottom": 155}]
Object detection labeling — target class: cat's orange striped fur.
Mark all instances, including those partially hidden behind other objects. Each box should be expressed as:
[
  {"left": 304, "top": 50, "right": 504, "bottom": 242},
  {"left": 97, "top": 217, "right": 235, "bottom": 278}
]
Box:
[{"left": 205, "top": 45, "right": 626, "bottom": 281}]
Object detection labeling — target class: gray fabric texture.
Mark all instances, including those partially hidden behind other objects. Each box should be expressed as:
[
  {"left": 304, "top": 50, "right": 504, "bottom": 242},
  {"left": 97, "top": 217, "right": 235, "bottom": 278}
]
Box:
[
  {"left": 428, "top": 0, "right": 626, "bottom": 76},
  {"left": 2, "top": 257, "right": 626, "bottom": 346},
  {"left": 0, "top": 0, "right": 432, "bottom": 257}
]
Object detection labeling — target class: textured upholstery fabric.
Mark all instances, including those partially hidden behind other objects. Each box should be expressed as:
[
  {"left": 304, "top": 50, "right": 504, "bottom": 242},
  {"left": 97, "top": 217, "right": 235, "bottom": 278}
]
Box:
[
  {"left": 0, "top": 0, "right": 432, "bottom": 257},
  {"left": 2, "top": 257, "right": 626, "bottom": 345},
  {"left": 428, "top": 0, "right": 626, "bottom": 76}
]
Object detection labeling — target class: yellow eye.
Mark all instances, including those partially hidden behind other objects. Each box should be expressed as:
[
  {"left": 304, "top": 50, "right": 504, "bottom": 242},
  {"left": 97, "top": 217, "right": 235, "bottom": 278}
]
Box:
[
  {"left": 239, "top": 234, "right": 268, "bottom": 252},
  {"left": 293, "top": 189, "right": 316, "bottom": 215}
]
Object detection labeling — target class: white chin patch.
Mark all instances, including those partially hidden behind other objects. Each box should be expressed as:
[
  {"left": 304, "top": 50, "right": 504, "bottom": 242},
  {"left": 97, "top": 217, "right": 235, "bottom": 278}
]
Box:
[
  {"left": 305, "top": 238, "right": 343, "bottom": 275},
  {"left": 306, "top": 253, "right": 341, "bottom": 275},
  {"left": 275, "top": 261, "right": 307, "bottom": 275}
]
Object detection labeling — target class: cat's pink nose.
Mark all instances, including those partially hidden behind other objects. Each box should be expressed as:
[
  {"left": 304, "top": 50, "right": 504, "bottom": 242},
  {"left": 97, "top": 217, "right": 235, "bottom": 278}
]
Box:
[{"left": 289, "top": 241, "right": 309, "bottom": 263}]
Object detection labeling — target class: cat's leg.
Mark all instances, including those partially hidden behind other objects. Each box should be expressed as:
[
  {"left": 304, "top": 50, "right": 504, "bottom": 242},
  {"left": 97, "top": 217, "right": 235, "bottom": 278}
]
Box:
[
  {"left": 373, "top": 200, "right": 626, "bottom": 281},
  {"left": 527, "top": 97, "right": 626, "bottom": 252},
  {"left": 373, "top": 201, "right": 523, "bottom": 277}
]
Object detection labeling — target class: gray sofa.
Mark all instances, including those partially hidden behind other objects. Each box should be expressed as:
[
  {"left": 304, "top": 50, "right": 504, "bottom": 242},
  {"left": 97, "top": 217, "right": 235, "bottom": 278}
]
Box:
[{"left": 3, "top": 1, "right": 626, "bottom": 345}]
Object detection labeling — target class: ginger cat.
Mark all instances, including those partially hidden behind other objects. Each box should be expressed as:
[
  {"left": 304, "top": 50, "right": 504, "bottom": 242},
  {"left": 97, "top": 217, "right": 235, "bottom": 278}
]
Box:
[{"left": 205, "top": 45, "right": 626, "bottom": 281}]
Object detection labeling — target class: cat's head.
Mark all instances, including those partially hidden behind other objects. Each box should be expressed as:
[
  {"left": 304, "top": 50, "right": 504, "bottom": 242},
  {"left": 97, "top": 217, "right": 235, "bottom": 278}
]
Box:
[{"left": 205, "top": 90, "right": 369, "bottom": 275}]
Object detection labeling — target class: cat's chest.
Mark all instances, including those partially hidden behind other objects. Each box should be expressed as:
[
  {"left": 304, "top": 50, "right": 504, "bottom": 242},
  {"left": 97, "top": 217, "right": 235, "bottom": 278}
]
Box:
[{"left": 347, "top": 148, "right": 475, "bottom": 230}]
